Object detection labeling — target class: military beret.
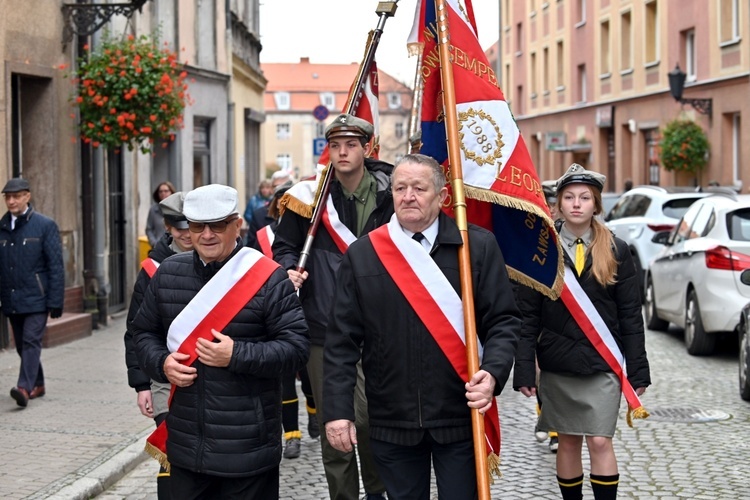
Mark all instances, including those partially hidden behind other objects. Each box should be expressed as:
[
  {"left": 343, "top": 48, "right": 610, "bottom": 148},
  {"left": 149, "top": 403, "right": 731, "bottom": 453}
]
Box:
[
  {"left": 159, "top": 191, "right": 189, "bottom": 229},
  {"left": 183, "top": 184, "right": 239, "bottom": 223},
  {"left": 325, "top": 113, "right": 374, "bottom": 141},
  {"left": 2, "top": 178, "right": 30, "bottom": 193},
  {"left": 556, "top": 163, "right": 606, "bottom": 192}
]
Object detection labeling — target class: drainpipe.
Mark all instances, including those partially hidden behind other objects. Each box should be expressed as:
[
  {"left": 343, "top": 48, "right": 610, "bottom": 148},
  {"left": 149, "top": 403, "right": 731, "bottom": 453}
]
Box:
[
  {"left": 226, "top": 0, "right": 235, "bottom": 187},
  {"left": 92, "top": 145, "right": 109, "bottom": 326}
]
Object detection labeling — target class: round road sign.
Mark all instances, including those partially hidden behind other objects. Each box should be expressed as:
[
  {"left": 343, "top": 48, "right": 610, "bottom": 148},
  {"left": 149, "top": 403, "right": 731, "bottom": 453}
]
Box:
[{"left": 313, "top": 105, "right": 330, "bottom": 122}]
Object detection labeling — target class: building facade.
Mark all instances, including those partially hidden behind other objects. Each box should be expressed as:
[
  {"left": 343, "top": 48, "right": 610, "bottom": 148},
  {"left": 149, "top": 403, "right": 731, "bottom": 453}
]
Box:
[
  {"left": 491, "top": 0, "right": 749, "bottom": 191},
  {"left": 261, "top": 58, "right": 413, "bottom": 180}
]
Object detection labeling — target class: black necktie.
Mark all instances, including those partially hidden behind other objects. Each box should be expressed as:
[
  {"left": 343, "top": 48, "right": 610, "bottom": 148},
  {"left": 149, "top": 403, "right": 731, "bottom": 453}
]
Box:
[{"left": 412, "top": 232, "right": 425, "bottom": 243}]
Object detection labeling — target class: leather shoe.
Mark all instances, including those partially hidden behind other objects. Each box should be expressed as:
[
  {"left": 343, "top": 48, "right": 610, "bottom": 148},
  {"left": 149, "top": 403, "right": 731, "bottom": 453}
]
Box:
[
  {"left": 29, "top": 386, "right": 46, "bottom": 399},
  {"left": 10, "top": 387, "right": 29, "bottom": 408}
]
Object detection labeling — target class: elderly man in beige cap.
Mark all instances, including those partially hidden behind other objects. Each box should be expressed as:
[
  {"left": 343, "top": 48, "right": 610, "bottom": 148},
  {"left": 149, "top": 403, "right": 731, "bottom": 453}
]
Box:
[
  {"left": 273, "top": 113, "right": 391, "bottom": 499},
  {"left": 132, "top": 184, "right": 309, "bottom": 499}
]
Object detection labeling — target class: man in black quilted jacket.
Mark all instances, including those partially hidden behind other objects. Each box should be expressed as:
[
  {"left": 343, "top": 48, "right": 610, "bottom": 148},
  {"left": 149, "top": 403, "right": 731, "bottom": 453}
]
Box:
[
  {"left": 132, "top": 184, "right": 309, "bottom": 499},
  {"left": 0, "top": 178, "right": 64, "bottom": 408}
]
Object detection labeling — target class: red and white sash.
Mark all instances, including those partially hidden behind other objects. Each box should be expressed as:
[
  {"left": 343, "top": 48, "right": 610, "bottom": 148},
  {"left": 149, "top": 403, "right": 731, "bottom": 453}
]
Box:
[
  {"left": 559, "top": 268, "right": 649, "bottom": 426},
  {"left": 321, "top": 195, "right": 357, "bottom": 254},
  {"left": 141, "top": 257, "right": 160, "bottom": 278},
  {"left": 368, "top": 215, "right": 502, "bottom": 477},
  {"left": 256, "top": 225, "right": 275, "bottom": 258},
  {"left": 145, "top": 247, "right": 280, "bottom": 469}
]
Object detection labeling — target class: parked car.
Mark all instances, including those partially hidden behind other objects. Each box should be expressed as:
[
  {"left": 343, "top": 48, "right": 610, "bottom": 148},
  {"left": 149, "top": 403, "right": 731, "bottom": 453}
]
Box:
[
  {"left": 736, "top": 269, "right": 750, "bottom": 401},
  {"left": 645, "top": 193, "right": 750, "bottom": 355},
  {"left": 605, "top": 186, "right": 709, "bottom": 293}
]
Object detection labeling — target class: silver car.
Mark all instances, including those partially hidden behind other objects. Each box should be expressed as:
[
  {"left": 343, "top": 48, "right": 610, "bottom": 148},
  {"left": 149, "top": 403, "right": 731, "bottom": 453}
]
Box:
[{"left": 645, "top": 193, "right": 750, "bottom": 355}]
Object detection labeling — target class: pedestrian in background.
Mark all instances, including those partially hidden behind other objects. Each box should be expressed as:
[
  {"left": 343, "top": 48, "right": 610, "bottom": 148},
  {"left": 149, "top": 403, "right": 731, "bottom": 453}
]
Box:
[
  {"left": 243, "top": 178, "right": 273, "bottom": 230},
  {"left": 0, "top": 178, "right": 64, "bottom": 408},
  {"left": 323, "top": 154, "right": 520, "bottom": 499},
  {"left": 246, "top": 172, "right": 293, "bottom": 248},
  {"left": 145, "top": 181, "right": 176, "bottom": 247},
  {"left": 133, "top": 184, "right": 309, "bottom": 499},
  {"left": 514, "top": 164, "right": 651, "bottom": 500},
  {"left": 124, "top": 191, "right": 192, "bottom": 499},
  {"left": 273, "top": 113, "right": 390, "bottom": 500}
]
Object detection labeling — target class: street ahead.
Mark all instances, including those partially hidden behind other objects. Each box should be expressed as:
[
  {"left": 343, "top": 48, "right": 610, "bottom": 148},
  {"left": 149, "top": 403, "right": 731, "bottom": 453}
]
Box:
[{"left": 98, "top": 318, "right": 750, "bottom": 500}]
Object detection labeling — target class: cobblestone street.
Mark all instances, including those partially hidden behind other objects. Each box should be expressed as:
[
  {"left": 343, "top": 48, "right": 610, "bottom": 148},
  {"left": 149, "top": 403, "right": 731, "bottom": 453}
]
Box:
[{"left": 99, "top": 322, "right": 750, "bottom": 499}]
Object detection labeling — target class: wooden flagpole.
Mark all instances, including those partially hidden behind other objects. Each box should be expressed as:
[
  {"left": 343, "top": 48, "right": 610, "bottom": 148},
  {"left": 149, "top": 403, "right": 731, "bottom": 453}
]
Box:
[
  {"left": 433, "top": 0, "right": 491, "bottom": 498},
  {"left": 296, "top": 0, "right": 399, "bottom": 273}
]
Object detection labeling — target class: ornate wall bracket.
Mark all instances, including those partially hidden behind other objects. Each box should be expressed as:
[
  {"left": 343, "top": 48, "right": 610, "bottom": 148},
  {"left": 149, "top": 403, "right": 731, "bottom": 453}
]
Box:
[{"left": 61, "top": 0, "right": 149, "bottom": 46}]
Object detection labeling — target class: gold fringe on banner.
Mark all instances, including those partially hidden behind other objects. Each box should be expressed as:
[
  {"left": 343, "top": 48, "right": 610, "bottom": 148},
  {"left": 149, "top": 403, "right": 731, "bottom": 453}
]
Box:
[
  {"left": 463, "top": 185, "right": 565, "bottom": 300},
  {"left": 487, "top": 452, "right": 502, "bottom": 484},
  {"left": 144, "top": 442, "right": 171, "bottom": 473},
  {"left": 626, "top": 405, "right": 650, "bottom": 428}
]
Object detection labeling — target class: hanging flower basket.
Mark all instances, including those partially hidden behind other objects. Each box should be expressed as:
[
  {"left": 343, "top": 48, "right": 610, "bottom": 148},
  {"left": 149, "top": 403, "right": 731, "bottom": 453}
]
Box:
[
  {"left": 659, "top": 118, "right": 710, "bottom": 174},
  {"left": 71, "top": 32, "right": 190, "bottom": 153}
]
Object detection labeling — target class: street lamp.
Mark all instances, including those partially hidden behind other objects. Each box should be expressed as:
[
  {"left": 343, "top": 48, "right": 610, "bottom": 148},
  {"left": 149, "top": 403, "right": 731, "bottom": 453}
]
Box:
[{"left": 668, "top": 64, "right": 712, "bottom": 118}]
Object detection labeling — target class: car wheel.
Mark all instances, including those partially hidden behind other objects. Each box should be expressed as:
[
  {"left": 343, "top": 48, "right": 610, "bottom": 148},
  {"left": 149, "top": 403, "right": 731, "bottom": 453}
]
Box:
[
  {"left": 645, "top": 276, "right": 669, "bottom": 331},
  {"left": 684, "top": 289, "right": 715, "bottom": 356},
  {"left": 740, "top": 321, "right": 750, "bottom": 401}
]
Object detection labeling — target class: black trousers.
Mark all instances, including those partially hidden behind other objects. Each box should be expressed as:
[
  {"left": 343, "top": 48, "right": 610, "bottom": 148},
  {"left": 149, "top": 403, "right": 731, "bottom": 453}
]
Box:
[
  {"left": 370, "top": 434, "right": 478, "bottom": 500},
  {"left": 169, "top": 464, "right": 279, "bottom": 500}
]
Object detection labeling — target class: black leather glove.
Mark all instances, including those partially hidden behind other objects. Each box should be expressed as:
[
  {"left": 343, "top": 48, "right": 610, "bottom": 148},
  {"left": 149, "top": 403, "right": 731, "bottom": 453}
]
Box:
[{"left": 49, "top": 308, "right": 63, "bottom": 319}]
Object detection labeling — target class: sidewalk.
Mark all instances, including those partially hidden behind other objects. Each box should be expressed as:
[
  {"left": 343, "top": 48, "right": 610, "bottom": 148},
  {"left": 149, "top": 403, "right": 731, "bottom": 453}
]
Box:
[{"left": 0, "top": 312, "right": 154, "bottom": 500}]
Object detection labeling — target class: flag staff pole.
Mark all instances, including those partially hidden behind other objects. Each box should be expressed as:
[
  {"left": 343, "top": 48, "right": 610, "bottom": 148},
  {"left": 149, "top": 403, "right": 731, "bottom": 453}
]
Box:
[
  {"left": 296, "top": 0, "right": 399, "bottom": 273},
  {"left": 433, "top": 0, "right": 491, "bottom": 498}
]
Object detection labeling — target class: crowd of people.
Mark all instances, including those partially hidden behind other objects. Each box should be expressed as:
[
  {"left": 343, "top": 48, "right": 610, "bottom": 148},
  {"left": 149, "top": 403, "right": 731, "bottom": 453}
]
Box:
[{"left": 28, "top": 112, "right": 650, "bottom": 499}]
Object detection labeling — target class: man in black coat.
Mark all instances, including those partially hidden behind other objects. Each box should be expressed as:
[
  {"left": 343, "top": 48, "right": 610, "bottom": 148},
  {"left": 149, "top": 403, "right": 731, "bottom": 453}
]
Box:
[
  {"left": 323, "top": 154, "right": 520, "bottom": 499},
  {"left": 0, "top": 178, "right": 64, "bottom": 408},
  {"left": 132, "top": 184, "right": 309, "bottom": 499}
]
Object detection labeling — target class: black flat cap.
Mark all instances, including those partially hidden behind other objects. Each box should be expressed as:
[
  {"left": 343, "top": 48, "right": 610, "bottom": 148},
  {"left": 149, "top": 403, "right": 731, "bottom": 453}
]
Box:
[{"left": 2, "top": 178, "right": 31, "bottom": 193}]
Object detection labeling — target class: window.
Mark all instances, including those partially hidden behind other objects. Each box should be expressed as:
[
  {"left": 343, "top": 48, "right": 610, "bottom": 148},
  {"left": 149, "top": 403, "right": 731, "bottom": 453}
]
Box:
[
  {"left": 395, "top": 122, "right": 405, "bottom": 139},
  {"left": 620, "top": 11, "right": 632, "bottom": 72},
  {"left": 276, "top": 154, "right": 292, "bottom": 171},
  {"left": 729, "top": 209, "right": 750, "bottom": 241},
  {"left": 530, "top": 52, "right": 537, "bottom": 97},
  {"left": 320, "top": 92, "right": 335, "bottom": 109},
  {"left": 685, "top": 29, "right": 696, "bottom": 81},
  {"left": 516, "top": 84, "right": 524, "bottom": 115},
  {"left": 556, "top": 40, "right": 564, "bottom": 88},
  {"left": 645, "top": 1, "right": 658, "bottom": 64},
  {"left": 577, "top": 64, "right": 587, "bottom": 103},
  {"left": 600, "top": 19, "right": 611, "bottom": 75},
  {"left": 576, "top": 0, "right": 586, "bottom": 26},
  {"left": 196, "top": 0, "right": 216, "bottom": 69},
  {"left": 542, "top": 47, "right": 549, "bottom": 94},
  {"left": 388, "top": 92, "right": 402, "bottom": 109},
  {"left": 608, "top": 194, "right": 650, "bottom": 220},
  {"left": 732, "top": 113, "right": 742, "bottom": 185},
  {"left": 719, "top": 0, "right": 740, "bottom": 44},
  {"left": 276, "top": 123, "right": 290, "bottom": 140},
  {"left": 515, "top": 22, "right": 523, "bottom": 55},
  {"left": 274, "top": 92, "right": 290, "bottom": 110}
]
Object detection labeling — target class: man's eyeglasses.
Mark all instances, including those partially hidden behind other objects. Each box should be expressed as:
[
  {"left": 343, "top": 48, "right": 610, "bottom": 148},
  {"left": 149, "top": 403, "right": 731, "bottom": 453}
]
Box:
[{"left": 188, "top": 216, "right": 239, "bottom": 234}]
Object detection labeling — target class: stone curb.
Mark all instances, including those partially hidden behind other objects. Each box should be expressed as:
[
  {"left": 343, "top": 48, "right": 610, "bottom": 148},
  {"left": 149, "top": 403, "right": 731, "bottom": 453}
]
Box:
[{"left": 46, "top": 428, "right": 152, "bottom": 500}]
